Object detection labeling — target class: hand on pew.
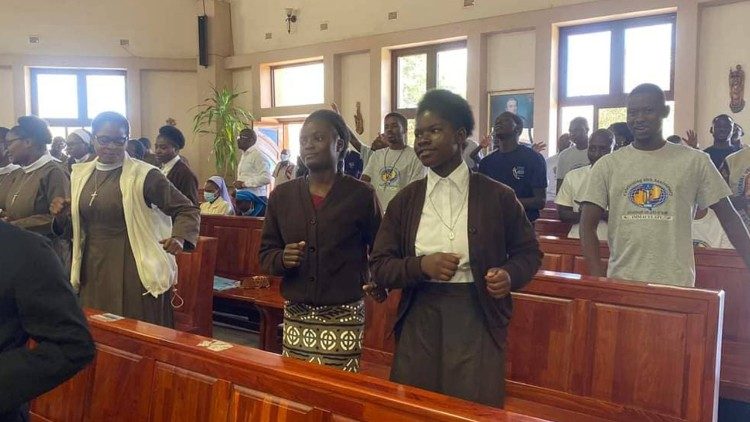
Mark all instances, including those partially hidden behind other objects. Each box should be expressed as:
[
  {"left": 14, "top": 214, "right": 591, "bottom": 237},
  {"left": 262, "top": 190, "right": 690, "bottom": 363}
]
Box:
[
  {"left": 363, "top": 281, "right": 388, "bottom": 303},
  {"left": 420, "top": 252, "right": 461, "bottom": 281},
  {"left": 159, "top": 237, "right": 185, "bottom": 255},
  {"left": 283, "top": 241, "right": 306, "bottom": 268},
  {"left": 485, "top": 268, "right": 511, "bottom": 299}
]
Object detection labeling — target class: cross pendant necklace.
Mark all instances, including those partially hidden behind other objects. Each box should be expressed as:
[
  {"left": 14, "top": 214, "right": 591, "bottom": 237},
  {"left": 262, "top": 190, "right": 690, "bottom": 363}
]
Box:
[
  {"left": 10, "top": 193, "right": 19, "bottom": 206},
  {"left": 89, "top": 170, "right": 113, "bottom": 207},
  {"left": 88, "top": 192, "right": 98, "bottom": 206}
]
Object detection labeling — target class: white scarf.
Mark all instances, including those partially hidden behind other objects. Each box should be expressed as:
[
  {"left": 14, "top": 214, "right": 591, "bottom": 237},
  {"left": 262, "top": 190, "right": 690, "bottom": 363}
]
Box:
[
  {"left": 22, "top": 152, "right": 57, "bottom": 173},
  {"left": 0, "top": 164, "right": 20, "bottom": 175}
]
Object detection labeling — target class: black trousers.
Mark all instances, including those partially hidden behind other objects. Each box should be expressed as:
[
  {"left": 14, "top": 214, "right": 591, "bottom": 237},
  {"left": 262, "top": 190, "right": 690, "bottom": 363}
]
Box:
[{"left": 390, "top": 282, "right": 506, "bottom": 408}]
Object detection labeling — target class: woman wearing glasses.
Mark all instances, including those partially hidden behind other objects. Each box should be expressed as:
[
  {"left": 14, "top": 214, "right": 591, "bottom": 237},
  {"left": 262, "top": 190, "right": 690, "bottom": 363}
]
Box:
[
  {"left": 2, "top": 116, "right": 71, "bottom": 270},
  {"left": 51, "top": 111, "right": 200, "bottom": 327}
]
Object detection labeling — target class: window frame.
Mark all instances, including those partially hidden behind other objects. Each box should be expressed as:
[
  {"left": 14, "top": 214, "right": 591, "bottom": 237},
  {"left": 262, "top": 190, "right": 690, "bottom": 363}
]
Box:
[
  {"left": 30, "top": 68, "right": 127, "bottom": 128},
  {"left": 558, "top": 13, "right": 676, "bottom": 133},
  {"left": 391, "top": 40, "right": 468, "bottom": 120},
  {"left": 270, "top": 61, "right": 325, "bottom": 108}
]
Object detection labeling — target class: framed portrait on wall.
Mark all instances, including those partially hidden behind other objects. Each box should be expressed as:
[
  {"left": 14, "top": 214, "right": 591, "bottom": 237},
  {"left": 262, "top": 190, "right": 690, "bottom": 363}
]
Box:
[{"left": 488, "top": 89, "right": 534, "bottom": 129}]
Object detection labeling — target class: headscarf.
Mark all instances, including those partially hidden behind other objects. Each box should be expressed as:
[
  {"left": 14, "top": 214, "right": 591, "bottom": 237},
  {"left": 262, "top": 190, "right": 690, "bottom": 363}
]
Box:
[
  {"left": 235, "top": 190, "right": 267, "bottom": 217},
  {"left": 208, "top": 175, "right": 234, "bottom": 214},
  {"left": 71, "top": 129, "right": 92, "bottom": 145}
]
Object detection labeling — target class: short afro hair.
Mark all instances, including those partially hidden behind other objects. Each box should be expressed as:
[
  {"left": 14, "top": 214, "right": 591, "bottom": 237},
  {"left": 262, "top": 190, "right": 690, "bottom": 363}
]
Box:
[
  {"left": 416, "top": 89, "right": 475, "bottom": 136},
  {"left": 92, "top": 112, "right": 130, "bottom": 137},
  {"left": 158, "top": 125, "right": 186, "bottom": 149},
  {"left": 384, "top": 112, "right": 408, "bottom": 132},
  {"left": 304, "top": 109, "right": 351, "bottom": 162},
  {"left": 11, "top": 116, "right": 52, "bottom": 146}
]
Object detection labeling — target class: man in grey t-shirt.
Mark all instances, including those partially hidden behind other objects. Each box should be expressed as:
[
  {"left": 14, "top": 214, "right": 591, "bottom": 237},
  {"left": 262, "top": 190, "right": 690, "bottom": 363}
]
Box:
[
  {"left": 556, "top": 117, "right": 591, "bottom": 192},
  {"left": 362, "top": 112, "right": 426, "bottom": 212},
  {"left": 579, "top": 83, "right": 750, "bottom": 287}
]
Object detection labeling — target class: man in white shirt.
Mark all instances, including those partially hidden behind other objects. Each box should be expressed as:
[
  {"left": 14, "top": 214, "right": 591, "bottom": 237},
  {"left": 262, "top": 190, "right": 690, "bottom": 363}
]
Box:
[
  {"left": 556, "top": 117, "right": 591, "bottom": 192},
  {"left": 692, "top": 208, "right": 733, "bottom": 249},
  {"left": 579, "top": 83, "right": 750, "bottom": 287},
  {"left": 362, "top": 112, "right": 426, "bottom": 211},
  {"left": 546, "top": 133, "right": 571, "bottom": 202},
  {"left": 234, "top": 128, "right": 272, "bottom": 200},
  {"left": 555, "top": 129, "right": 613, "bottom": 239}
]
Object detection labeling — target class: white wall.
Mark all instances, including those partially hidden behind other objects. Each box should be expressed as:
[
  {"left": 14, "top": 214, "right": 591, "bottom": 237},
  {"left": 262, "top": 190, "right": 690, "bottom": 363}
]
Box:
[
  {"left": 697, "top": 1, "right": 750, "bottom": 148},
  {"left": 140, "top": 70, "right": 202, "bottom": 176},
  {"left": 339, "top": 53, "right": 372, "bottom": 146},
  {"left": 231, "top": 0, "right": 597, "bottom": 55},
  {"left": 233, "top": 68, "right": 255, "bottom": 115},
  {"left": 0, "top": 0, "right": 196, "bottom": 58},
  {"left": 486, "top": 30, "right": 536, "bottom": 92},
  {"left": 0, "top": 68, "right": 14, "bottom": 126}
]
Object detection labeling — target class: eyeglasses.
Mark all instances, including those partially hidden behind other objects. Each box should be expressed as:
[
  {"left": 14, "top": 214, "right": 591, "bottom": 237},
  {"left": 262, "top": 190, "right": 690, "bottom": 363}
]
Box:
[{"left": 95, "top": 136, "right": 127, "bottom": 146}]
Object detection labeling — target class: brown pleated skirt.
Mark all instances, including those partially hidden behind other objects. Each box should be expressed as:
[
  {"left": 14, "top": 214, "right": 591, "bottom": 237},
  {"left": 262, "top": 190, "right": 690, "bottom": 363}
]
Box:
[{"left": 390, "top": 282, "right": 506, "bottom": 408}]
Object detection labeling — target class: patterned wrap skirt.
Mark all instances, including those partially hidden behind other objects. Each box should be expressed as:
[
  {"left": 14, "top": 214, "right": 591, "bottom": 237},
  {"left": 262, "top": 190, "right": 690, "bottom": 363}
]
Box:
[{"left": 282, "top": 299, "right": 365, "bottom": 372}]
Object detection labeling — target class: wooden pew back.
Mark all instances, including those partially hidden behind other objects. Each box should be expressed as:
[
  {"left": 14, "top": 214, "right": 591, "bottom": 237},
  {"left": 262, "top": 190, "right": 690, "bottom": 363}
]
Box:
[
  {"left": 31, "top": 310, "right": 537, "bottom": 422},
  {"left": 173, "top": 236, "right": 218, "bottom": 337},
  {"left": 363, "top": 271, "right": 724, "bottom": 422},
  {"left": 200, "top": 215, "right": 265, "bottom": 279},
  {"left": 534, "top": 218, "right": 572, "bottom": 238},
  {"left": 538, "top": 235, "right": 750, "bottom": 402}
]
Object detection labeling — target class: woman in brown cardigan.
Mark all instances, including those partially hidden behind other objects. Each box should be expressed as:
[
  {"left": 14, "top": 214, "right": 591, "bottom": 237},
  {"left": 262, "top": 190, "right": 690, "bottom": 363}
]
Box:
[
  {"left": 259, "top": 110, "right": 382, "bottom": 373},
  {"left": 369, "top": 89, "right": 542, "bottom": 407}
]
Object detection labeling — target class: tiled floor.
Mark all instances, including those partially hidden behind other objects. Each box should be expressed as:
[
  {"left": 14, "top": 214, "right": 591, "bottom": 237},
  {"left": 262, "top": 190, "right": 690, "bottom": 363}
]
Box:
[{"left": 212, "top": 323, "right": 260, "bottom": 348}]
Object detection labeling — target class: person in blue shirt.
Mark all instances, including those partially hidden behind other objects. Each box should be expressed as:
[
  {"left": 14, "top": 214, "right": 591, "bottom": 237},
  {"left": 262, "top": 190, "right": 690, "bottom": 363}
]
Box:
[{"left": 478, "top": 112, "right": 547, "bottom": 222}]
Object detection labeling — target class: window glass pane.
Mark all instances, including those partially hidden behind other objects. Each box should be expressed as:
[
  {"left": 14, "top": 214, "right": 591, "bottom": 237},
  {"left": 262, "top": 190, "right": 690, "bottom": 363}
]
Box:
[
  {"left": 86, "top": 74, "right": 127, "bottom": 119},
  {"left": 598, "top": 107, "right": 627, "bottom": 129},
  {"left": 49, "top": 126, "right": 69, "bottom": 139},
  {"left": 36, "top": 74, "right": 79, "bottom": 119},
  {"left": 273, "top": 63, "right": 324, "bottom": 107},
  {"left": 397, "top": 54, "right": 427, "bottom": 109},
  {"left": 286, "top": 122, "right": 304, "bottom": 162},
  {"left": 624, "top": 24, "right": 673, "bottom": 93},
  {"left": 560, "top": 105, "right": 594, "bottom": 140},
  {"left": 566, "top": 31, "right": 611, "bottom": 97},
  {"left": 437, "top": 48, "right": 467, "bottom": 98}
]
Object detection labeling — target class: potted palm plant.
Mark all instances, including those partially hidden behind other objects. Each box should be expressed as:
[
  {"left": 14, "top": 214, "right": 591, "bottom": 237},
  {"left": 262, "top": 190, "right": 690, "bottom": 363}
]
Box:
[{"left": 192, "top": 87, "right": 254, "bottom": 179}]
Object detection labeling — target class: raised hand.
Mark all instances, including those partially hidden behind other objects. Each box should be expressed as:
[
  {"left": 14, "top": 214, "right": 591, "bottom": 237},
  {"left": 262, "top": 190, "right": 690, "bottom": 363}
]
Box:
[
  {"left": 532, "top": 142, "right": 547, "bottom": 153},
  {"left": 420, "top": 252, "right": 461, "bottom": 281},
  {"left": 371, "top": 134, "right": 387, "bottom": 151},
  {"left": 479, "top": 134, "right": 492, "bottom": 149},
  {"left": 354, "top": 102, "right": 364, "bottom": 135},
  {"left": 159, "top": 237, "right": 185, "bottom": 255},
  {"left": 485, "top": 268, "right": 511, "bottom": 299},
  {"left": 283, "top": 241, "right": 306, "bottom": 269},
  {"left": 682, "top": 130, "right": 698, "bottom": 149},
  {"left": 331, "top": 102, "right": 341, "bottom": 115},
  {"left": 49, "top": 197, "right": 72, "bottom": 217}
]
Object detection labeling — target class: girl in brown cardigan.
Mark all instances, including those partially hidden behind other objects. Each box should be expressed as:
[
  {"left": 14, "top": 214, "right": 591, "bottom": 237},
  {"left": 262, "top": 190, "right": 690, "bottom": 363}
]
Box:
[{"left": 369, "top": 90, "right": 542, "bottom": 407}]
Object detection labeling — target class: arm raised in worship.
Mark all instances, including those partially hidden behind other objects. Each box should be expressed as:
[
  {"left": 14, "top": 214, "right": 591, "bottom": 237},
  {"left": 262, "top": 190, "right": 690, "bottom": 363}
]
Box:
[
  {"left": 0, "top": 231, "right": 94, "bottom": 412},
  {"left": 144, "top": 169, "right": 200, "bottom": 252},
  {"left": 580, "top": 202, "right": 606, "bottom": 277},
  {"left": 712, "top": 197, "right": 750, "bottom": 270}
]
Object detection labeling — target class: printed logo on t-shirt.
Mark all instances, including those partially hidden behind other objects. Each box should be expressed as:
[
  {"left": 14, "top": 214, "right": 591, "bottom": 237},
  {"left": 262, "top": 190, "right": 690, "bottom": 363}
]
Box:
[
  {"left": 512, "top": 166, "right": 525, "bottom": 180},
  {"left": 379, "top": 166, "right": 400, "bottom": 188},
  {"left": 621, "top": 179, "right": 674, "bottom": 221}
]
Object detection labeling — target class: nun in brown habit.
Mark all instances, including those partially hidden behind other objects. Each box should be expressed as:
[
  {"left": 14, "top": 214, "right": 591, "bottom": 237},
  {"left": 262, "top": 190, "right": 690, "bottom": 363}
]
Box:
[
  {"left": 2, "top": 116, "right": 71, "bottom": 273},
  {"left": 0, "top": 127, "right": 21, "bottom": 210},
  {"left": 369, "top": 90, "right": 542, "bottom": 408},
  {"left": 51, "top": 112, "right": 200, "bottom": 327},
  {"left": 155, "top": 125, "right": 200, "bottom": 206}
]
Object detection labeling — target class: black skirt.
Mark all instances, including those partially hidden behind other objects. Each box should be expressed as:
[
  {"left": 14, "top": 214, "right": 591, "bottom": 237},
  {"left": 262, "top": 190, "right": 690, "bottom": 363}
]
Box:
[{"left": 390, "top": 282, "right": 506, "bottom": 408}]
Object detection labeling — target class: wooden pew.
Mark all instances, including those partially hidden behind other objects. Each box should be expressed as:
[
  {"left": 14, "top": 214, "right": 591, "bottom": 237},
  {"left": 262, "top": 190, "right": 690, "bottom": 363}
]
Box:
[
  {"left": 199, "top": 215, "right": 266, "bottom": 279},
  {"left": 534, "top": 218, "right": 572, "bottom": 238},
  {"left": 173, "top": 236, "right": 218, "bottom": 337},
  {"left": 362, "top": 271, "right": 724, "bottom": 422},
  {"left": 30, "top": 309, "right": 538, "bottom": 422},
  {"left": 538, "top": 235, "right": 750, "bottom": 403},
  {"left": 540, "top": 208, "right": 559, "bottom": 220}
]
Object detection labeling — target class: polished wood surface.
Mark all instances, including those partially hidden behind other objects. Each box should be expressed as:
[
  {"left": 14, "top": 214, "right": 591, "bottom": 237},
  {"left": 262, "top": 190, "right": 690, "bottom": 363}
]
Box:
[
  {"left": 173, "top": 236, "right": 218, "bottom": 337},
  {"left": 200, "top": 215, "right": 266, "bottom": 280},
  {"left": 534, "top": 218, "right": 572, "bottom": 238},
  {"left": 30, "top": 309, "right": 540, "bottom": 422},
  {"left": 539, "top": 208, "right": 559, "bottom": 220},
  {"left": 538, "top": 235, "right": 750, "bottom": 402},
  {"left": 359, "top": 271, "right": 724, "bottom": 422}
]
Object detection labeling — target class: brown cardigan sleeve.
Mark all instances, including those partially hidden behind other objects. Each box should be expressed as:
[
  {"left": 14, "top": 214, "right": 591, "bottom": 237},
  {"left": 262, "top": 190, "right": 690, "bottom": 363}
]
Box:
[
  {"left": 499, "top": 188, "right": 543, "bottom": 290},
  {"left": 258, "top": 189, "right": 291, "bottom": 276},
  {"left": 369, "top": 187, "right": 425, "bottom": 289}
]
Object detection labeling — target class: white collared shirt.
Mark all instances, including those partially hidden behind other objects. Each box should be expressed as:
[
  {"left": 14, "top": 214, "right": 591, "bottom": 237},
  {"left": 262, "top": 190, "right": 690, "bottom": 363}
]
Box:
[
  {"left": 75, "top": 153, "right": 91, "bottom": 164},
  {"left": 0, "top": 164, "right": 20, "bottom": 175},
  {"left": 160, "top": 155, "right": 181, "bottom": 176},
  {"left": 22, "top": 152, "right": 56, "bottom": 173},
  {"left": 415, "top": 163, "right": 473, "bottom": 283},
  {"left": 237, "top": 146, "right": 272, "bottom": 197}
]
